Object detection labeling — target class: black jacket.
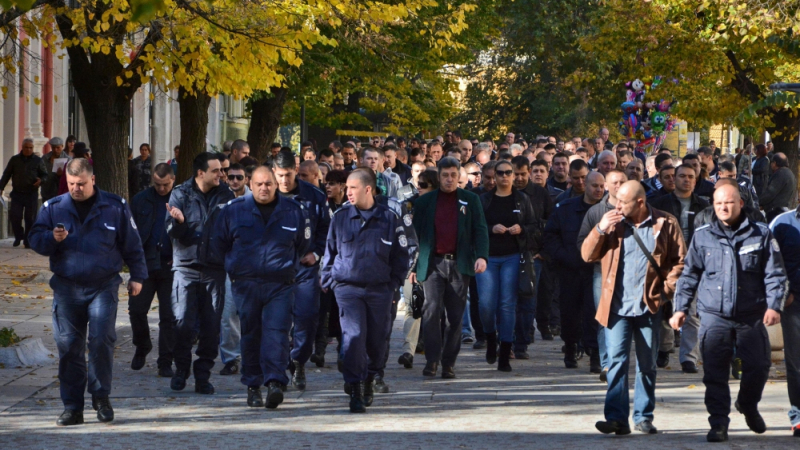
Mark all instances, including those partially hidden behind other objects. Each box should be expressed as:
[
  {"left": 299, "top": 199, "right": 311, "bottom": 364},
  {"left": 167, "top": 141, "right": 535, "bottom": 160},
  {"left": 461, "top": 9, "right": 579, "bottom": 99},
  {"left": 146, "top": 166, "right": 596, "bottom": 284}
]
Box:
[
  {"left": 131, "top": 186, "right": 173, "bottom": 272},
  {"left": 650, "top": 192, "right": 710, "bottom": 243},
  {"left": 479, "top": 188, "right": 540, "bottom": 254},
  {"left": 0, "top": 153, "right": 48, "bottom": 194},
  {"left": 518, "top": 181, "right": 554, "bottom": 226},
  {"left": 167, "top": 178, "right": 234, "bottom": 270},
  {"left": 543, "top": 195, "right": 594, "bottom": 270},
  {"left": 751, "top": 156, "right": 770, "bottom": 197},
  {"left": 760, "top": 167, "right": 798, "bottom": 213}
]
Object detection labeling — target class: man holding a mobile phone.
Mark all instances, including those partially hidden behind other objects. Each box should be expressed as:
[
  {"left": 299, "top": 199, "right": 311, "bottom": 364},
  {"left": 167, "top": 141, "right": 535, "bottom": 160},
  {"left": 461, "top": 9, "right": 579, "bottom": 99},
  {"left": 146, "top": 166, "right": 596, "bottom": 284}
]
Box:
[{"left": 29, "top": 158, "right": 147, "bottom": 427}]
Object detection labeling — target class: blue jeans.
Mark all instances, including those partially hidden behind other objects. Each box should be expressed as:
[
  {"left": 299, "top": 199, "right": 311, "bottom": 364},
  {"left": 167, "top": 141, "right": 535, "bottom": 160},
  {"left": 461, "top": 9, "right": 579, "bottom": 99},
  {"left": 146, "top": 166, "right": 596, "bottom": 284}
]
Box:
[
  {"left": 462, "top": 295, "right": 473, "bottom": 335},
  {"left": 51, "top": 275, "right": 120, "bottom": 410},
  {"left": 783, "top": 299, "right": 800, "bottom": 427},
  {"left": 476, "top": 254, "right": 519, "bottom": 343},
  {"left": 593, "top": 265, "right": 608, "bottom": 369},
  {"left": 604, "top": 310, "right": 661, "bottom": 425},
  {"left": 219, "top": 275, "right": 241, "bottom": 364},
  {"left": 514, "top": 258, "right": 543, "bottom": 351}
]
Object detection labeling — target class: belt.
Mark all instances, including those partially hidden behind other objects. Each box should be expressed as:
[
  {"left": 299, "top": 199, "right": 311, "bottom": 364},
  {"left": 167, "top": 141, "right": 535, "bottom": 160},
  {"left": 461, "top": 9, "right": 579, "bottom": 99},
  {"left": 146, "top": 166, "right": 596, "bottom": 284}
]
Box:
[{"left": 436, "top": 253, "right": 456, "bottom": 260}]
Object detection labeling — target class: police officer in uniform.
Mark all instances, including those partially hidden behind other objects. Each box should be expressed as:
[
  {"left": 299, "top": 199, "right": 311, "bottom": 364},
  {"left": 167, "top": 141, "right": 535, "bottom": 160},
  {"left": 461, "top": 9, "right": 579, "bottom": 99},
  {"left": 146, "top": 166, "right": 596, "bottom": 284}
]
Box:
[
  {"left": 672, "top": 183, "right": 787, "bottom": 443},
  {"left": 29, "top": 158, "right": 147, "bottom": 426},
  {"left": 272, "top": 151, "right": 330, "bottom": 391},
  {"left": 166, "top": 152, "right": 234, "bottom": 394},
  {"left": 210, "top": 166, "right": 310, "bottom": 409},
  {"left": 321, "top": 168, "right": 409, "bottom": 413},
  {"left": 128, "top": 163, "right": 177, "bottom": 376}
]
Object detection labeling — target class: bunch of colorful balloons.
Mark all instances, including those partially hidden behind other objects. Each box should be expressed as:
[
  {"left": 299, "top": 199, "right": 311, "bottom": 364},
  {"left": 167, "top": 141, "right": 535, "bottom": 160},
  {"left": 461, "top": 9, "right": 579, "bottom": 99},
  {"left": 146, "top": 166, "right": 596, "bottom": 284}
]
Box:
[{"left": 618, "top": 77, "right": 676, "bottom": 154}]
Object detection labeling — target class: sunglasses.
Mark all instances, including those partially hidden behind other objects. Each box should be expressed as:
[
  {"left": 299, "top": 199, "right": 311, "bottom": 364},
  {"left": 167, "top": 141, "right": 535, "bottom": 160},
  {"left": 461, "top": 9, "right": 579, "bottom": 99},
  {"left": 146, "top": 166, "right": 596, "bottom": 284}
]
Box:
[
  {"left": 496, "top": 170, "right": 513, "bottom": 177},
  {"left": 228, "top": 174, "right": 244, "bottom": 181},
  {"left": 418, "top": 182, "right": 430, "bottom": 189},
  {"left": 221, "top": 167, "right": 230, "bottom": 173}
]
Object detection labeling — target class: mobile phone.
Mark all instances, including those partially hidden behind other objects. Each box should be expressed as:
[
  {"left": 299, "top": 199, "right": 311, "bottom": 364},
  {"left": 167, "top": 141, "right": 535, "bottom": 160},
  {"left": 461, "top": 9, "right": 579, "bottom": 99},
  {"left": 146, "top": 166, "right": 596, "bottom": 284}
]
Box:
[{"left": 55, "top": 223, "right": 65, "bottom": 230}]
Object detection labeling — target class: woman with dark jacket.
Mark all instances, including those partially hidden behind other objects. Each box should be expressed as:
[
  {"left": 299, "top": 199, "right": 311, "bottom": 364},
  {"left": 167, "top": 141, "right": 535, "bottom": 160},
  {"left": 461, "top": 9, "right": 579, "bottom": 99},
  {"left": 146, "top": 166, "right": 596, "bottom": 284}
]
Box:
[{"left": 476, "top": 160, "right": 538, "bottom": 372}]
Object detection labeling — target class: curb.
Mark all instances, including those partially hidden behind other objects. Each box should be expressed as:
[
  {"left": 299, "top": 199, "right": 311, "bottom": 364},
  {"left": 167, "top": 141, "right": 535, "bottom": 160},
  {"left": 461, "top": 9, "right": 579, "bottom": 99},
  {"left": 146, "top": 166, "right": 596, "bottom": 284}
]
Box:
[{"left": 0, "top": 338, "right": 56, "bottom": 368}]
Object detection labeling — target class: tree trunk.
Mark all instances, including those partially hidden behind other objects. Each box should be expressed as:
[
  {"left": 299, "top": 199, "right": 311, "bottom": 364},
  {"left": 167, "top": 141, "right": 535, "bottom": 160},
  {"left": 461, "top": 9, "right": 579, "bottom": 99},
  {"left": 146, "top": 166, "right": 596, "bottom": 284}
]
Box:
[
  {"left": 73, "top": 81, "right": 133, "bottom": 198},
  {"left": 177, "top": 88, "right": 212, "bottom": 183},
  {"left": 247, "top": 88, "right": 288, "bottom": 162}
]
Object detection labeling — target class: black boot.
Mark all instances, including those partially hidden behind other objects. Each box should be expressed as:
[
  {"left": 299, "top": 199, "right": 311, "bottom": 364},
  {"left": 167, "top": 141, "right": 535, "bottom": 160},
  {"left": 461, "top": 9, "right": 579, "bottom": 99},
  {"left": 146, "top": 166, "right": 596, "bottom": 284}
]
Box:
[
  {"left": 247, "top": 386, "right": 264, "bottom": 407},
  {"left": 92, "top": 396, "right": 114, "bottom": 423},
  {"left": 292, "top": 360, "right": 306, "bottom": 390},
  {"left": 373, "top": 374, "right": 389, "bottom": 393},
  {"left": 131, "top": 345, "right": 151, "bottom": 371},
  {"left": 265, "top": 381, "right": 284, "bottom": 409},
  {"left": 589, "top": 351, "right": 602, "bottom": 374},
  {"left": 498, "top": 342, "right": 512, "bottom": 372},
  {"left": 564, "top": 343, "right": 578, "bottom": 369},
  {"left": 56, "top": 409, "right": 84, "bottom": 426},
  {"left": 364, "top": 376, "right": 375, "bottom": 407},
  {"left": 310, "top": 348, "right": 326, "bottom": 368},
  {"left": 485, "top": 332, "right": 497, "bottom": 365},
  {"left": 171, "top": 369, "right": 188, "bottom": 391},
  {"left": 349, "top": 382, "right": 366, "bottom": 413}
]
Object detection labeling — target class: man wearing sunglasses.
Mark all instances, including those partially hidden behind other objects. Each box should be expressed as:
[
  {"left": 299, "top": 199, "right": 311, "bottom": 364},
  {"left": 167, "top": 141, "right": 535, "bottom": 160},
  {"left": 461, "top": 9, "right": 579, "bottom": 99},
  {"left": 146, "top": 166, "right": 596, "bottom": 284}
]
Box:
[{"left": 217, "top": 163, "right": 251, "bottom": 377}]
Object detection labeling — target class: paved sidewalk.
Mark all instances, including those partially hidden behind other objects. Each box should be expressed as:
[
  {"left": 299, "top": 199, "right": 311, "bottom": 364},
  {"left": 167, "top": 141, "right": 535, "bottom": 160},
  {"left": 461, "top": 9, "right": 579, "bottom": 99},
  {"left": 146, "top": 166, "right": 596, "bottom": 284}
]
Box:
[{"left": 0, "top": 241, "right": 798, "bottom": 449}]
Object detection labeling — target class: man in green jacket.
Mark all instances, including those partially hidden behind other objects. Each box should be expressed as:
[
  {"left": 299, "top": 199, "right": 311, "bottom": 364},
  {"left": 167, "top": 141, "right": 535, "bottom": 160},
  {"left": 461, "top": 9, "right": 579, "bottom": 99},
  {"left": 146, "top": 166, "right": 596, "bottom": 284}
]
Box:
[{"left": 411, "top": 156, "right": 489, "bottom": 379}]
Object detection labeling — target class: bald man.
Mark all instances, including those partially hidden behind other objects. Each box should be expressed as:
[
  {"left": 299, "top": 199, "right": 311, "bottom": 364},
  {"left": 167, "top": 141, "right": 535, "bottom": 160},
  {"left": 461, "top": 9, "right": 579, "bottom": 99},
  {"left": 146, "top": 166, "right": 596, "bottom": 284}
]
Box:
[
  {"left": 673, "top": 183, "right": 787, "bottom": 442},
  {"left": 582, "top": 180, "right": 686, "bottom": 436},
  {"left": 543, "top": 171, "right": 605, "bottom": 371}
]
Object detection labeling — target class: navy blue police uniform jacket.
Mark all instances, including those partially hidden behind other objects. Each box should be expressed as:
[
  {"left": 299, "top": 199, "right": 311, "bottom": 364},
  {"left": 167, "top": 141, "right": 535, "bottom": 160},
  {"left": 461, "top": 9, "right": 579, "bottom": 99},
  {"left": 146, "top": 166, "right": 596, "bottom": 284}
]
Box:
[
  {"left": 674, "top": 218, "right": 787, "bottom": 318},
  {"left": 320, "top": 202, "right": 410, "bottom": 292},
  {"left": 208, "top": 194, "right": 310, "bottom": 283},
  {"left": 29, "top": 190, "right": 148, "bottom": 285}
]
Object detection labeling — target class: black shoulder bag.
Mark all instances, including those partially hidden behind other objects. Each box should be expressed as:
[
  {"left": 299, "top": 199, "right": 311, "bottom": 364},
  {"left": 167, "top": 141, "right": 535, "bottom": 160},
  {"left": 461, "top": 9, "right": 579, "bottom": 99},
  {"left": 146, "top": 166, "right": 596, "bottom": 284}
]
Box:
[{"left": 628, "top": 224, "right": 673, "bottom": 319}]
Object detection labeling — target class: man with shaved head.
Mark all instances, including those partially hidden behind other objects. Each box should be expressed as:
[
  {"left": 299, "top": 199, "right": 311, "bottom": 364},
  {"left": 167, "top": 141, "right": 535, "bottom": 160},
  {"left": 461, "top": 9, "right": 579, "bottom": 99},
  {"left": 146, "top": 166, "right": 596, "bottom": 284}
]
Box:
[
  {"left": 543, "top": 171, "right": 605, "bottom": 371},
  {"left": 673, "top": 183, "right": 787, "bottom": 442},
  {"left": 582, "top": 180, "right": 686, "bottom": 436}
]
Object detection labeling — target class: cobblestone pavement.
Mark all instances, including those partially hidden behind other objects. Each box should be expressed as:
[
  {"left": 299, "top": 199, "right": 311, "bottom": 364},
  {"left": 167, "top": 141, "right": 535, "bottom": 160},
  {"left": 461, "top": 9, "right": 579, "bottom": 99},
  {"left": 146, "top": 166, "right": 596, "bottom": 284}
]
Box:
[{"left": 0, "top": 242, "right": 798, "bottom": 449}]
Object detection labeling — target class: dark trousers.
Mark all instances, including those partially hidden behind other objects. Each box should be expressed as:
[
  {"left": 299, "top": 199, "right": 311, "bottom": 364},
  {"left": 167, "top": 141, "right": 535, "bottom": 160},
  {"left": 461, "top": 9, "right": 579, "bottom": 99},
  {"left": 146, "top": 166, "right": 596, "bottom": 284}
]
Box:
[
  {"left": 9, "top": 191, "right": 38, "bottom": 244},
  {"left": 378, "top": 289, "right": 400, "bottom": 377},
  {"left": 700, "top": 312, "right": 772, "bottom": 427},
  {"left": 536, "top": 260, "right": 560, "bottom": 332},
  {"left": 51, "top": 275, "right": 120, "bottom": 410},
  {"left": 335, "top": 283, "right": 394, "bottom": 383},
  {"left": 558, "top": 268, "right": 596, "bottom": 349},
  {"left": 128, "top": 267, "right": 175, "bottom": 368},
  {"left": 290, "top": 265, "right": 320, "bottom": 365},
  {"left": 468, "top": 278, "right": 485, "bottom": 341},
  {"left": 314, "top": 287, "right": 334, "bottom": 354},
  {"left": 421, "top": 257, "right": 469, "bottom": 367},
  {"left": 233, "top": 279, "right": 294, "bottom": 387},
  {"left": 171, "top": 268, "right": 224, "bottom": 382}
]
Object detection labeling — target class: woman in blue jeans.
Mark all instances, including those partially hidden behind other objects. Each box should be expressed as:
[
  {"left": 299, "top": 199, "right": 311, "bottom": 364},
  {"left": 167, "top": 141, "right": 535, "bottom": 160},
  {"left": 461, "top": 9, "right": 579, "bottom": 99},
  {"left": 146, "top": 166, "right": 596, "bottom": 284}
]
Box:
[{"left": 476, "top": 160, "right": 538, "bottom": 371}]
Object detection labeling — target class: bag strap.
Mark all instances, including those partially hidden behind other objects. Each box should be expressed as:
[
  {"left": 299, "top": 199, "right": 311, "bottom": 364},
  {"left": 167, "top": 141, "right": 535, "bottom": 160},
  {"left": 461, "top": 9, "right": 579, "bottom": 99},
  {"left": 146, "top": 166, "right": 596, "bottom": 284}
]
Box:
[
  {"left": 627, "top": 222, "right": 671, "bottom": 309},
  {"left": 628, "top": 222, "right": 665, "bottom": 284}
]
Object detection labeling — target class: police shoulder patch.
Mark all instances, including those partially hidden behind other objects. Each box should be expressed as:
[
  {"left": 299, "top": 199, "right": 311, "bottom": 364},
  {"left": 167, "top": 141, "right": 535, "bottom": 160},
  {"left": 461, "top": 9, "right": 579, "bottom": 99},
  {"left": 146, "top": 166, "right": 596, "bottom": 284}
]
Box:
[
  {"left": 130, "top": 217, "right": 138, "bottom": 230},
  {"left": 403, "top": 214, "right": 412, "bottom": 227},
  {"left": 305, "top": 227, "right": 311, "bottom": 239},
  {"left": 399, "top": 234, "right": 408, "bottom": 248}
]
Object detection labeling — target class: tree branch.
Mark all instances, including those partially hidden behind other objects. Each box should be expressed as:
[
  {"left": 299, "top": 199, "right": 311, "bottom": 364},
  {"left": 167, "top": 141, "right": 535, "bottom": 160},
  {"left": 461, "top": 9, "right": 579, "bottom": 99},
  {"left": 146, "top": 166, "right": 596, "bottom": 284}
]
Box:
[{"left": 725, "top": 49, "right": 762, "bottom": 103}]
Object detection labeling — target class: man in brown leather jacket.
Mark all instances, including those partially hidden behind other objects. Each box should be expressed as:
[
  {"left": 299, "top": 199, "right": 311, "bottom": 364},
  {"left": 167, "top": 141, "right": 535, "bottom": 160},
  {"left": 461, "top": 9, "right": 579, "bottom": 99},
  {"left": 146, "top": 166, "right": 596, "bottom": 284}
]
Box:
[{"left": 581, "top": 180, "right": 686, "bottom": 436}]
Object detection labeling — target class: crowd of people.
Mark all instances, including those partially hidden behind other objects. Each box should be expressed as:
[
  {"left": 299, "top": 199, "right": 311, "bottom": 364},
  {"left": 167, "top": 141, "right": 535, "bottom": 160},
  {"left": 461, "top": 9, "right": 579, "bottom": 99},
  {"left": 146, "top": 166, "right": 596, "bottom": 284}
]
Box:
[{"left": 2, "top": 129, "right": 799, "bottom": 442}]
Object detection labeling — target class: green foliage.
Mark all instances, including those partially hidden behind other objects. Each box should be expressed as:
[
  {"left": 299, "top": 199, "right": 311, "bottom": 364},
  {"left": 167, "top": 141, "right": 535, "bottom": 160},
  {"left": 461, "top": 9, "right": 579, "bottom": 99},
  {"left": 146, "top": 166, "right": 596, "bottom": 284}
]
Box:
[{"left": 0, "top": 327, "right": 21, "bottom": 348}]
